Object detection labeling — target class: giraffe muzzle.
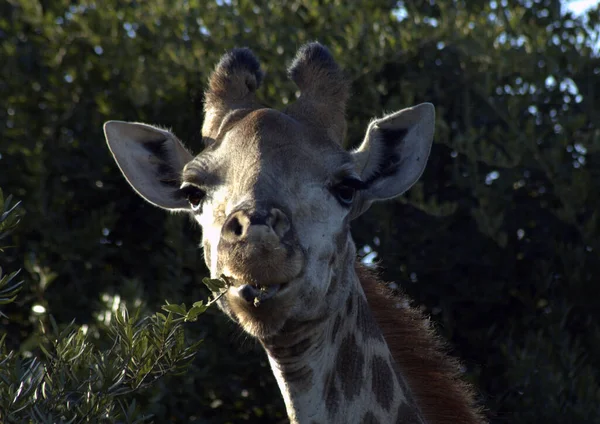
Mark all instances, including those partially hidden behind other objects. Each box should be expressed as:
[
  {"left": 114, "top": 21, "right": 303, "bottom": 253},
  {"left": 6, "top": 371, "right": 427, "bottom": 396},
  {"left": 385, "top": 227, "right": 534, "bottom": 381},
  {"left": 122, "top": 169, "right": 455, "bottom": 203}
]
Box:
[{"left": 217, "top": 205, "right": 305, "bottom": 294}]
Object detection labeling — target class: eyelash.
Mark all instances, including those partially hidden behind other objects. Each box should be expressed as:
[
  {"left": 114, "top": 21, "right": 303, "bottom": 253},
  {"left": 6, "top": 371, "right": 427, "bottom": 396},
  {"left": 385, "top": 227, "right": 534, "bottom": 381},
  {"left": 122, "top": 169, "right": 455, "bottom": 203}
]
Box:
[{"left": 179, "top": 185, "right": 206, "bottom": 212}]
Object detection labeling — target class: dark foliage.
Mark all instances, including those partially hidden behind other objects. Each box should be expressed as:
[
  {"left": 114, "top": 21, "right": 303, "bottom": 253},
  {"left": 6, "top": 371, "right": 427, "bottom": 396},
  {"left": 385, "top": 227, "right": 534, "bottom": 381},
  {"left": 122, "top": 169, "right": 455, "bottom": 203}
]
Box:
[{"left": 1, "top": 0, "right": 599, "bottom": 422}]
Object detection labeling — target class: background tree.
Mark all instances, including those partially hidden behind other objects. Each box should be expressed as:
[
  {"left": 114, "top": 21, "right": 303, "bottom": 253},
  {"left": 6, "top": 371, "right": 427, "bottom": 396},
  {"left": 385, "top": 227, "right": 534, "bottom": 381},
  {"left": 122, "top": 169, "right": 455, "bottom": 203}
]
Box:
[{"left": 1, "top": 0, "right": 599, "bottom": 422}]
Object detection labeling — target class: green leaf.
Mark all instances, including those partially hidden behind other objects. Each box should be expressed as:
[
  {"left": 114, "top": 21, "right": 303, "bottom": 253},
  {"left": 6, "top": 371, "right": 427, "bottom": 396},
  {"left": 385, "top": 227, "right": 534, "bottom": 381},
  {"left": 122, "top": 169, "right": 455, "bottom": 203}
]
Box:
[
  {"left": 184, "top": 301, "right": 208, "bottom": 322},
  {"left": 202, "top": 277, "right": 227, "bottom": 292},
  {"left": 160, "top": 302, "right": 187, "bottom": 316}
]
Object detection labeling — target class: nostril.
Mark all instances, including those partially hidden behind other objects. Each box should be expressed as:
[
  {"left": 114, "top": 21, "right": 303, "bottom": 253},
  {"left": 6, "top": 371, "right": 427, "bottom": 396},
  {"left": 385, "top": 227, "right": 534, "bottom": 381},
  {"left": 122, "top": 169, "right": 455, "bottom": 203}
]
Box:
[
  {"left": 222, "top": 208, "right": 290, "bottom": 242},
  {"left": 270, "top": 208, "right": 290, "bottom": 238},
  {"left": 223, "top": 212, "right": 248, "bottom": 241}
]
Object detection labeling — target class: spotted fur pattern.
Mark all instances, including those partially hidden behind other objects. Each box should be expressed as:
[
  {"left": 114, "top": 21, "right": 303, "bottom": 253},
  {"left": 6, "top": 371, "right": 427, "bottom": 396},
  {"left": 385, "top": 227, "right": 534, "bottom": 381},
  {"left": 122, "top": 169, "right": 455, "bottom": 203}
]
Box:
[{"left": 261, "top": 258, "right": 427, "bottom": 424}]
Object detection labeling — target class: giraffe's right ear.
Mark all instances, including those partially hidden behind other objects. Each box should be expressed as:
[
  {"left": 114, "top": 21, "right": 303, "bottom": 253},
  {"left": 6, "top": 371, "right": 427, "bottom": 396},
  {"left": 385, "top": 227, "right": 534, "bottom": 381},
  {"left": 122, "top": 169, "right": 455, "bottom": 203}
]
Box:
[{"left": 104, "top": 121, "right": 194, "bottom": 211}]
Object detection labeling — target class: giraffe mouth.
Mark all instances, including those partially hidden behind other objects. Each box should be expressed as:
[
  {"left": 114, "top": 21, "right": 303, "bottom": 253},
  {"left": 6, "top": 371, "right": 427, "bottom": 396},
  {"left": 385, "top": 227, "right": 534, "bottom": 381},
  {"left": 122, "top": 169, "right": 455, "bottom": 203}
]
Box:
[{"left": 234, "top": 282, "right": 287, "bottom": 306}]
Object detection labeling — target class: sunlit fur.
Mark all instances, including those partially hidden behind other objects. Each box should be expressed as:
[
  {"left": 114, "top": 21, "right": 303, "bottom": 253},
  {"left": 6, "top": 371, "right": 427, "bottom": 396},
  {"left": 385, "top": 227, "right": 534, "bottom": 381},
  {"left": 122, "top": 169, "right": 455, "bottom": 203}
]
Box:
[
  {"left": 188, "top": 108, "right": 356, "bottom": 339},
  {"left": 359, "top": 266, "right": 485, "bottom": 424},
  {"left": 104, "top": 42, "right": 485, "bottom": 424}
]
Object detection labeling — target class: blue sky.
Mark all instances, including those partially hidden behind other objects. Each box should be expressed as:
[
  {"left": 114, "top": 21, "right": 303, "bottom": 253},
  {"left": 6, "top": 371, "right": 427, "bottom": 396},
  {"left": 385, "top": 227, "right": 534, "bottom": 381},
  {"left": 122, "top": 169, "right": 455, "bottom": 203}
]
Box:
[{"left": 566, "top": 0, "right": 599, "bottom": 16}]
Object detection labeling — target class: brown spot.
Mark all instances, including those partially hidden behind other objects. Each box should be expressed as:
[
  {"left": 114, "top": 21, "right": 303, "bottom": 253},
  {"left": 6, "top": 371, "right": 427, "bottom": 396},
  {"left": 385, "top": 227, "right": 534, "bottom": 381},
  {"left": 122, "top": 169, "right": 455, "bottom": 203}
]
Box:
[
  {"left": 356, "top": 296, "right": 384, "bottom": 342},
  {"left": 371, "top": 356, "right": 394, "bottom": 411},
  {"left": 396, "top": 401, "right": 424, "bottom": 424},
  {"left": 335, "top": 333, "right": 364, "bottom": 400},
  {"left": 331, "top": 314, "right": 342, "bottom": 343},
  {"left": 362, "top": 411, "right": 380, "bottom": 424},
  {"left": 334, "top": 228, "right": 348, "bottom": 252},
  {"left": 329, "top": 253, "right": 336, "bottom": 266},
  {"left": 346, "top": 294, "right": 353, "bottom": 315},
  {"left": 326, "top": 273, "right": 339, "bottom": 296},
  {"left": 318, "top": 250, "right": 332, "bottom": 264},
  {"left": 324, "top": 370, "right": 339, "bottom": 419}
]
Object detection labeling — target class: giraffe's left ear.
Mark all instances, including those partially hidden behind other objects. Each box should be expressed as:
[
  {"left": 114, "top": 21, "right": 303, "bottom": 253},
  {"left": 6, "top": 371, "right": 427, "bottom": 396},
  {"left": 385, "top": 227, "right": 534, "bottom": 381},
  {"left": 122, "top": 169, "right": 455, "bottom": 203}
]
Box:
[{"left": 350, "top": 103, "right": 435, "bottom": 217}]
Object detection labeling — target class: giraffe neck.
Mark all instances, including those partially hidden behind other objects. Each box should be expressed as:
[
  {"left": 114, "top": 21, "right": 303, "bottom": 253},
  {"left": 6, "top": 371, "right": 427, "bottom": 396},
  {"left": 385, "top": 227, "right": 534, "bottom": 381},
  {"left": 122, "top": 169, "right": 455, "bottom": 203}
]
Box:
[{"left": 260, "top": 270, "right": 425, "bottom": 424}]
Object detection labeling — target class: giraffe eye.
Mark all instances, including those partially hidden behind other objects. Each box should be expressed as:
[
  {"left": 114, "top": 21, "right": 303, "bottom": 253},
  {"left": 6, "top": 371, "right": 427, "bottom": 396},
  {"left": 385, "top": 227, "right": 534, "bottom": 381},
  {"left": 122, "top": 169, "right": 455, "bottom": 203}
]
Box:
[
  {"left": 335, "top": 185, "right": 355, "bottom": 206},
  {"left": 332, "top": 178, "right": 364, "bottom": 207},
  {"left": 180, "top": 185, "right": 206, "bottom": 212}
]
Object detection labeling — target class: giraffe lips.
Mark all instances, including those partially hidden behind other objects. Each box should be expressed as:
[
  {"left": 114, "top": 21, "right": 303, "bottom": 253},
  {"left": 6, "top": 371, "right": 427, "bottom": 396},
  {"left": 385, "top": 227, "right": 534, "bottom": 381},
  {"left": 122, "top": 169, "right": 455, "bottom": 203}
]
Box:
[{"left": 235, "top": 283, "right": 283, "bottom": 306}]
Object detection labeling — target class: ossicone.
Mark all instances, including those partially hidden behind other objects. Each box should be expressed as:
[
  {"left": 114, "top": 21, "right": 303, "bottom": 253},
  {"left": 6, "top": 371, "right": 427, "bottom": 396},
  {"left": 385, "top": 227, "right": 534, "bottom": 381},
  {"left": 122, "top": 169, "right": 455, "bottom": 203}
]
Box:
[
  {"left": 286, "top": 42, "right": 350, "bottom": 144},
  {"left": 202, "top": 48, "right": 264, "bottom": 140},
  {"left": 208, "top": 48, "right": 263, "bottom": 99},
  {"left": 288, "top": 42, "right": 348, "bottom": 103}
]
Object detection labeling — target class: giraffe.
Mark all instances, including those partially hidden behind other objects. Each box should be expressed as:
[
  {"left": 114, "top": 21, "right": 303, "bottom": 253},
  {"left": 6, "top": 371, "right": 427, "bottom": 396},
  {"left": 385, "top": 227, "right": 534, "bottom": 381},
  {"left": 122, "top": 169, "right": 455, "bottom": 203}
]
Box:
[{"left": 103, "top": 43, "right": 484, "bottom": 424}]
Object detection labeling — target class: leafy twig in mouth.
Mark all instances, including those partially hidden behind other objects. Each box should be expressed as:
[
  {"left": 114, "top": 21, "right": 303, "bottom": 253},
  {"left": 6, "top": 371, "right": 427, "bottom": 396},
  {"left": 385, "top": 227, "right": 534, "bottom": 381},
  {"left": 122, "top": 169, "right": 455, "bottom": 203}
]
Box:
[
  {"left": 206, "top": 276, "right": 232, "bottom": 307},
  {"left": 161, "top": 275, "right": 232, "bottom": 322},
  {"left": 253, "top": 284, "right": 274, "bottom": 308}
]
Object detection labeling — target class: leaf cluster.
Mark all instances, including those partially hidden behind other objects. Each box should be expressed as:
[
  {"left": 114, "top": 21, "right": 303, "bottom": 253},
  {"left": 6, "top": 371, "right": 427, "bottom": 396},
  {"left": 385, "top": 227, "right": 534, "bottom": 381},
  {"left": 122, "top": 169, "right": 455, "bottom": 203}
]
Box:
[
  {"left": 0, "top": 190, "right": 210, "bottom": 423},
  {"left": 0, "top": 302, "right": 206, "bottom": 423},
  {"left": 0, "top": 189, "right": 23, "bottom": 316}
]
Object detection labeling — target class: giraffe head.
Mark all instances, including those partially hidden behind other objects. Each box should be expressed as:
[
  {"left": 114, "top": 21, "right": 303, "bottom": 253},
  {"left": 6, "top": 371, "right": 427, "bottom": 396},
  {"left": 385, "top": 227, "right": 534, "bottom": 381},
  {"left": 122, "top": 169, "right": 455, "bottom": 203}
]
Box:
[{"left": 103, "top": 43, "right": 435, "bottom": 338}]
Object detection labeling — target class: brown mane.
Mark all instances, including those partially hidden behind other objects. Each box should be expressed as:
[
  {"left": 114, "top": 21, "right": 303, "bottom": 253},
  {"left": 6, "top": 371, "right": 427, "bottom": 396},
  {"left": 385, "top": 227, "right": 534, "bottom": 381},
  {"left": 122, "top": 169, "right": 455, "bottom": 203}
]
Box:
[{"left": 357, "top": 265, "right": 486, "bottom": 424}]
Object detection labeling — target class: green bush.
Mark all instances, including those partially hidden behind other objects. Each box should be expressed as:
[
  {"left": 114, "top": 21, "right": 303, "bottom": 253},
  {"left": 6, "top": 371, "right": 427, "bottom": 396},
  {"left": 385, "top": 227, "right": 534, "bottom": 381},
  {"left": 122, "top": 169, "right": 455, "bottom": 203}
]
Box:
[
  {"left": 1, "top": 1, "right": 599, "bottom": 422},
  {"left": 0, "top": 191, "right": 208, "bottom": 423}
]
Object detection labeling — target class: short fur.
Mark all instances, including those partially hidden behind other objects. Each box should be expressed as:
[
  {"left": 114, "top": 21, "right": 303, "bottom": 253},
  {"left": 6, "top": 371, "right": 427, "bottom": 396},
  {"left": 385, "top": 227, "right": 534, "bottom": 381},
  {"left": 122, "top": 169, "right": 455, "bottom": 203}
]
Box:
[
  {"left": 286, "top": 42, "right": 350, "bottom": 144},
  {"left": 358, "top": 265, "right": 486, "bottom": 424},
  {"left": 203, "top": 48, "right": 264, "bottom": 139},
  {"left": 104, "top": 43, "right": 483, "bottom": 424},
  {"left": 209, "top": 48, "right": 262, "bottom": 97},
  {"left": 288, "top": 42, "right": 349, "bottom": 104}
]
